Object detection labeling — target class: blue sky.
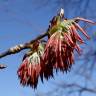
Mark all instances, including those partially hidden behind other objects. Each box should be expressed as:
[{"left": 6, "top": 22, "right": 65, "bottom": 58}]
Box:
[{"left": 0, "top": 0, "right": 96, "bottom": 96}]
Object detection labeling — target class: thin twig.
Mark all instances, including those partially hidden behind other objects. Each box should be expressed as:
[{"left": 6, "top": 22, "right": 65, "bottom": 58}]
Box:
[{"left": 0, "top": 64, "right": 7, "bottom": 69}]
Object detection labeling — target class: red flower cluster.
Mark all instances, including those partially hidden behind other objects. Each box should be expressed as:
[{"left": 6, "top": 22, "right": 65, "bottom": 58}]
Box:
[
  {"left": 42, "top": 17, "right": 95, "bottom": 79},
  {"left": 17, "top": 41, "right": 44, "bottom": 88},
  {"left": 17, "top": 54, "right": 41, "bottom": 88},
  {"left": 17, "top": 17, "right": 95, "bottom": 89}
]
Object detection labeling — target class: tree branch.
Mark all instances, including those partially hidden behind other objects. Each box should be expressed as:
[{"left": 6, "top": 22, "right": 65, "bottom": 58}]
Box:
[{"left": 0, "top": 32, "right": 48, "bottom": 59}]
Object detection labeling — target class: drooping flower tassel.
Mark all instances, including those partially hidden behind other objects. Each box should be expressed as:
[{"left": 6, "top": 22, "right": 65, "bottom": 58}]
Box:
[
  {"left": 17, "top": 52, "right": 42, "bottom": 88},
  {"left": 43, "top": 31, "right": 76, "bottom": 72},
  {"left": 17, "top": 41, "right": 44, "bottom": 88}
]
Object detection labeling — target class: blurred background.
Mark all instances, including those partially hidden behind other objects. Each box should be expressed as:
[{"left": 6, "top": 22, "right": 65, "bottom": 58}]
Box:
[{"left": 0, "top": 0, "right": 96, "bottom": 96}]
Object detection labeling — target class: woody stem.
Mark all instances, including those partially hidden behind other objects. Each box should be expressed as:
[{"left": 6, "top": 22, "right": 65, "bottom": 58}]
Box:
[{"left": 0, "top": 32, "right": 48, "bottom": 59}]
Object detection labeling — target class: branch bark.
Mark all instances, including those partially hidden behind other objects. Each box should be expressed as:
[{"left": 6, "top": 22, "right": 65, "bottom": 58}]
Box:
[{"left": 0, "top": 32, "right": 48, "bottom": 59}]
